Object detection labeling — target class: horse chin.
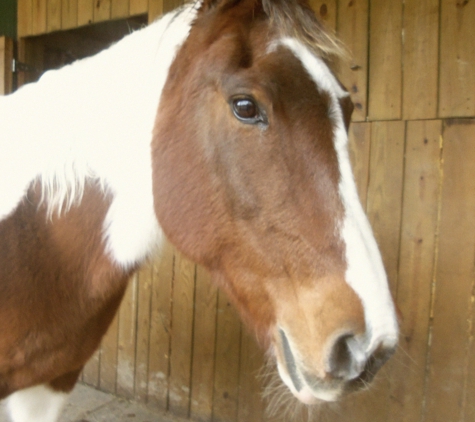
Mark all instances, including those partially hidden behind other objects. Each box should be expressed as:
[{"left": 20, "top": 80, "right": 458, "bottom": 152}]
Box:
[{"left": 276, "top": 362, "right": 344, "bottom": 405}]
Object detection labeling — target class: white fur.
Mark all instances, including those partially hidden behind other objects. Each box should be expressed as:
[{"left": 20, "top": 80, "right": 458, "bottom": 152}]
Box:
[
  {"left": 0, "top": 6, "right": 197, "bottom": 268},
  {"left": 7, "top": 385, "right": 68, "bottom": 422},
  {"left": 281, "top": 38, "right": 399, "bottom": 355}
]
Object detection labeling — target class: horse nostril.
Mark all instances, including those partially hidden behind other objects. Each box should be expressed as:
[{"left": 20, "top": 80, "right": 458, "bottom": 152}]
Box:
[{"left": 326, "top": 333, "right": 366, "bottom": 380}]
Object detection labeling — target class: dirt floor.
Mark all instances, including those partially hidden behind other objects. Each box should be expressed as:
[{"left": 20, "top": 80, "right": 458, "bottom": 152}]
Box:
[{"left": 0, "top": 383, "right": 188, "bottom": 422}]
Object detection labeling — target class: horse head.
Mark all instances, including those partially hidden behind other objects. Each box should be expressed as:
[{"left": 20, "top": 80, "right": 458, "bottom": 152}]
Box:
[{"left": 152, "top": 0, "right": 398, "bottom": 404}]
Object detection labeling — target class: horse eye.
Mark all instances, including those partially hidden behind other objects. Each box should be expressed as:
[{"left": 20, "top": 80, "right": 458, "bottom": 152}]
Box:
[{"left": 231, "top": 96, "right": 264, "bottom": 124}]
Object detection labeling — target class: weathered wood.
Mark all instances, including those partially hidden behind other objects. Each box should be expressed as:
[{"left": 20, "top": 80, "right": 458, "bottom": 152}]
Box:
[
  {"left": 190, "top": 265, "right": 218, "bottom": 421},
  {"left": 424, "top": 119, "right": 475, "bottom": 422},
  {"left": 0, "top": 37, "right": 14, "bottom": 95},
  {"left": 439, "top": 0, "right": 475, "bottom": 117},
  {"left": 82, "top": 348, "right": 101, "bottom": 388},
  {"left": 99, "top": 311, "right": 120, "bottom": 393},
  {"left": 47, "top": 0, "right": 62, "bottom": 32},
  {"left": 18, "top": 0, "right": 34, "bottom": 36},
  {"left": 94, "top": 0, "right": 111, "bottom": 22},
  {"left": 402, "top": 0, "right": 439, "bottom": 120},
  {"left": 348, "top": 122, "right": 371, "bottom": 207},
  {"left": 116, "top": 275, "right": 138, "bottom": 399},
  {"left": 162, "top": 0, "right": 182, "bottom": 13},
  {"left": 61, "top": 0, "right": 78, "bottom": 29},
  {"left": 212, "top": 291, "right": 242, "bottom": 422},
  {"left": 368, "top": 0, "right": 402, "bottom": 120},
  {"left": 308, "top": 0, "right": 337, "bottom": 31},
  {"left": 168, "top": 252, "right": 196, "bottom": 418},
  {"left": 130, "top": 0, "right": 148, "bottom": 16},
  {"left": 147, "top": 240, "right": 174, "bottom": 409},
  {"left": 111, "top": 0, "right": 129, "bottom": 19},
  {"left": 337, "top": 0, "right": 369, "bottom": 122},
  {"left": 135, "top": 264, "right": 153, "bottom": 402},
  {"left": 367, "top": 120, "right": 405, "bottom": 292},
  {"left": 32, "top": 0, "right": 47, "bottom": 35},
  {"left": 237, "top": 331, "right": 266, "bottom": 422},
  {"left": 148, "top": 0, "right": 163, "bottom": 23},
  {"left": 388, "top": 120, "right": 443, "bottom": 422},
  {"left": 77, "top": 0, "right": 94, "bottom": 26}
]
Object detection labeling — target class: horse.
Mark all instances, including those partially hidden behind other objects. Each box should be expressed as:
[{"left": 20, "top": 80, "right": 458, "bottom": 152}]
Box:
[{"left": 0, "top": 0, "right": 399, "bottom": 421}]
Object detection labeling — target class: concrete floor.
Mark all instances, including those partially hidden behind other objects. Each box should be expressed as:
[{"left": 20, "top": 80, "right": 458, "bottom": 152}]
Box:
[{"left": 0, "top": 384, "right": 187, "bottom": 422}]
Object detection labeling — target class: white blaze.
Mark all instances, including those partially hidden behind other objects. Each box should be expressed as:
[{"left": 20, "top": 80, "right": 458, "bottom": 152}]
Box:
[{"left": 280, "top": 38, "right": 399, "bottom": 355}]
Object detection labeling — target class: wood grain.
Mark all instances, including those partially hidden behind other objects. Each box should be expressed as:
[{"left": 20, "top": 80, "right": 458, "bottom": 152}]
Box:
[
  {"left": 424, "top": 119, "right": 475, "bottom": 422},
  {"left": 402, "top": 0, "right": 439, "bottom": 120},
  {"left": 77, "top": 0, "right": 94, "bottom": 26},
  {"left": 388, "top": 120, "right": 443, "bottom": 422},
  {"left": 190, "top": 265, "right": 218, "bottom": 421},
  {"left": 212, "top": 291, "right": 242, "bottom": 422},
  {"left": 61, "top": 0, "right": 78, "bottom": 29},
  {"left": 0, "top": 37, "right": 13, "bottom": 95},
  {"left": 368, "top": 0, "right": 402, "bottom": 120},
  {"left": 116, "top": 275, "right": 138, "bottom": 399},
  {"left": 168, "top": 252, "right": 196, "bottom": 417},
  {"left": 147, "top": 241, "right": 174, "bottom": 409},
  {"left": 337, "top": 0, "right": 369, "bottom": 121},
  {"left": 135, "top": 264, "right": 153, "bottom": 402},
  {"left": 439, "top": 0, "right": 475, "bottom": 117}
]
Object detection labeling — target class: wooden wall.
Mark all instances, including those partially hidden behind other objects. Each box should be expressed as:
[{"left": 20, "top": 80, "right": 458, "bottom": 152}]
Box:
[
  {"left": 12, "top": 0, "right": 475, "bottom": 421},
  {"left": 0, "top": 37, "right": 13, "bottom": 95}
]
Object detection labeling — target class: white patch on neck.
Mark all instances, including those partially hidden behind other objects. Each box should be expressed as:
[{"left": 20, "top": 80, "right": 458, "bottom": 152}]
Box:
[
  {"left": 0, "top": 6, "right": 196, "bottom": 268},
  {"left": 279, "top": 38, "right": 399, "bottom": 354},
  {"left": 7, "top": 385, "right": 68, "bottom": 422}
]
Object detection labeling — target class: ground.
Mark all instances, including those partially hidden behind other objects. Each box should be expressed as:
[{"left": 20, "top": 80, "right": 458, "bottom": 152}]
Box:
[{"left": 0, "top": 384, "right": 188, "bottom": 422}]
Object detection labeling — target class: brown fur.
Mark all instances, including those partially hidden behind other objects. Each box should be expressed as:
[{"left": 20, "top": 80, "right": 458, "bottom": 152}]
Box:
[
  {"left": 153, "top": 0, "right": 365, "bottom": 372},
  {"left": 0, "top": 181, "right": 133, "bottom": 398}
]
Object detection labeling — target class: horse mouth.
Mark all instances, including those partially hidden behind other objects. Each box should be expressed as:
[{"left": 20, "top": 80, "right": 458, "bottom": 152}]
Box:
[{"left": 275, "top": 328, "right": 396, "bottom": 404}]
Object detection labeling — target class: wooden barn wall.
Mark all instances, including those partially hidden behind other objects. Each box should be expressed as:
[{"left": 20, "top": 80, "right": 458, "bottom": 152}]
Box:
[{"left": 10, "top": 0, "right": 475, "bottom": 421}]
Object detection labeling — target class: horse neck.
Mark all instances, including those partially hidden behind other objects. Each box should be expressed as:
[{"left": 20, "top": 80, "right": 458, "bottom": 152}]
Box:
[{"left": 0, "top": 5, "right": 195, "bottom": 223}]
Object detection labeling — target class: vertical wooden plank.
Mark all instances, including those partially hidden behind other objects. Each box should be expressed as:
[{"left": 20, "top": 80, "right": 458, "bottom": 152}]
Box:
[
  {"left": 0, "top": 37, "right": 14, "bottom": 95},
  {"left": 134, "top": 264, "right": 153, "bottom": 402},
  {"left": 18, "top": 0, "right": 33, "bottom": 36},
  {"left": 348, "top": 122, "right": 371, "bottom": 207},
  {"left": 94, "top": 0, "right": 111, "bottom": 22},
  {"left": 32, "top": 0, "right": 47, "bottom": 35},
  {"left": 130, "top": 0, "right": 147, "bottom": 16},
  {"left": 337, "top": 0, "right": 369, "bottom": 122},
  {"left": 47, "top": 0, "right": 62, "bottom": 32},
  {"left": 308, "top": 0, "right": 337, "bottom": 31},
  {"left": 148, "top": 0, "right": 163, "bottom": 23},
  {"left": 402, "top": 0, "right": 439, "bottom": 120},
  {"left": 368, "top": 0, "right": 402, "bottom": 120},
  {"left": 162, "top": 0, "right": 182, "bottom": 13},
  {"left": 61, "top": 0, "right": 78, "bottom": 29},
  {"left": 337, "top": 121, "right": 405, "bottom": 422},
  {"left": 77, "top": 0, "right": 94, "bottom": 26},
  {"left": 424, "top": 119, "right": 475, "bottom": 422},
  {"left": 168, "top": 252, "right": 196, "bottom": 418},
  {"left": 82, "top": 349, "right": 101, "bottom": 387},
  {"left": 147, "top": 240, "right": 174, "bottom": 409},
  {"left": 99, "top": 311, "right": 120, "bottom": 393},
  {"left": 388, "top": 120, "right": 443, "bottom": 422},
  {"left": 237, "top": 331, "right": 266, "bottom": 422},
  {"left": 111, "top": 0, "right": 129, "bottom": 19},
  {"left": 439, "top": 0, "right": 475, "bottom": 117},
  {"left": 190, "top": 265, "right": 218, "bottom": 421},
  {"left": 212, "top": 291, "right": 242, "bottom": 422},
  {"left": 116, "top": 275, "right": 138, "bottom": 399},
  {"left": 366, "top": 120, "right": 405, "bottom": 291}
]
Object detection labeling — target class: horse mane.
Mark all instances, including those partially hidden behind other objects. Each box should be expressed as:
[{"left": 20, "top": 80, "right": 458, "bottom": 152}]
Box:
[{"left": 261, "top": 0, "right": 346, "bottom": 60}]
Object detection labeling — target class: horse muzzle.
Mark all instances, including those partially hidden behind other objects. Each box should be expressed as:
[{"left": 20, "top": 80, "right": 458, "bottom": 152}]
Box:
[{"left": 274, "top": 327, "right": 397, "bottom": 404}]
